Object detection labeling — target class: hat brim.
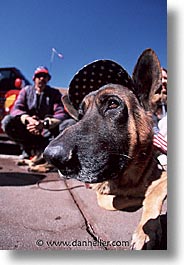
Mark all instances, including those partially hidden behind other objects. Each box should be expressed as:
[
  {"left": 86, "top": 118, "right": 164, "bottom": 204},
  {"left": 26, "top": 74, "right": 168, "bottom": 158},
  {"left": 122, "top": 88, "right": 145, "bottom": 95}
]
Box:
[
  {"left": 33, "top": 71, "right": 51, "bottom": 81},
  {"left": 69, "top": 59, "right": 133, "bottom": 109}
]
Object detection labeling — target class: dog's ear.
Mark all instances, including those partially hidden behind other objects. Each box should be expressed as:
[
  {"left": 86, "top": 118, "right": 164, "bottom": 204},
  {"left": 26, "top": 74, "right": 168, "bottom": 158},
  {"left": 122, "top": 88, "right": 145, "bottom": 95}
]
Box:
[
  {"left": 62, "top": 95, "right": 79, "bottom": 121},
  {"left": 132, "top": 48, "right": 162, "bottom": 111}
]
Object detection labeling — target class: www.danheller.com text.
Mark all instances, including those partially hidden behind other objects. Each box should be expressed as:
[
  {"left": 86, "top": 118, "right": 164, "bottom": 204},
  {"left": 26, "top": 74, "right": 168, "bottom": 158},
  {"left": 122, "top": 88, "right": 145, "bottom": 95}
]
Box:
[{"left": 35, "top": 238, "right": 130, "bottom": 248}]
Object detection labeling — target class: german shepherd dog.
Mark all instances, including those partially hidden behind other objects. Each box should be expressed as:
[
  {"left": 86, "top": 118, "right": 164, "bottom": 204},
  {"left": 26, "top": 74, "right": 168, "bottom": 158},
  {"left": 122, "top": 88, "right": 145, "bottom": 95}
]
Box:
[{"left": 44, "top": 49, "right": 167, "bottom": 250}]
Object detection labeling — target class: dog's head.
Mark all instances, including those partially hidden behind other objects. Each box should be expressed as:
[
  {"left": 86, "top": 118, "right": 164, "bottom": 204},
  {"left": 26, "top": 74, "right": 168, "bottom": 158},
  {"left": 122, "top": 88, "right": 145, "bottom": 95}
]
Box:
[{"left": 44, "top": 49, "right": 163, "bottom": 183}]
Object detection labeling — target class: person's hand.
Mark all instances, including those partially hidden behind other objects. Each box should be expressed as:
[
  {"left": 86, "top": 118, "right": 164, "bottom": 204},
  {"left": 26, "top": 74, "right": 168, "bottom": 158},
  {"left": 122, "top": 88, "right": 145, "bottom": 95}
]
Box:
[{"left": 26, "top": 116, "right": 43, "bottom": 135}]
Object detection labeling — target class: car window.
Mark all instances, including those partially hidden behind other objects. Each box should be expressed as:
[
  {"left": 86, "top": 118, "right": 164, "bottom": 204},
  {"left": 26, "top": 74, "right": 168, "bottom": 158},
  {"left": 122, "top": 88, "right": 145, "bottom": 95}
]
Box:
[
  {"left": 0, "top": 70, "right": 12, "bottom": 80},
  {"left": 0, "top": 70, "right": 16, "bottom": 92}
]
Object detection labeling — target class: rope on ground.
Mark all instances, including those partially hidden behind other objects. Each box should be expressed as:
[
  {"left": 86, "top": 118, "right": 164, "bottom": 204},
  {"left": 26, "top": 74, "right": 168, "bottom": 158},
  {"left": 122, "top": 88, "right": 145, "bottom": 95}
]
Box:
[{"left": 36, "top": 177, "right": 85, "bottom": 192}]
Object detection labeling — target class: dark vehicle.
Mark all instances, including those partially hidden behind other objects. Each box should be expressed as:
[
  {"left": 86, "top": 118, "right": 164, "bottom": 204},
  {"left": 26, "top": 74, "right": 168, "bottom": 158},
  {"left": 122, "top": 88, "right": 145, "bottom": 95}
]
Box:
[{"left": 0, "top": 67, "right": 31, "bottom": 134}]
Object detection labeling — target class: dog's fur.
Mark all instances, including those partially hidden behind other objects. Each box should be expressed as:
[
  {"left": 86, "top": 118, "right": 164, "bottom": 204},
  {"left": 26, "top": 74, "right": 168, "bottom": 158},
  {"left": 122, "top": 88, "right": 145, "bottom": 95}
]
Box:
[{"left": 44, "top": 49, "right": 167, "bottom": 250}]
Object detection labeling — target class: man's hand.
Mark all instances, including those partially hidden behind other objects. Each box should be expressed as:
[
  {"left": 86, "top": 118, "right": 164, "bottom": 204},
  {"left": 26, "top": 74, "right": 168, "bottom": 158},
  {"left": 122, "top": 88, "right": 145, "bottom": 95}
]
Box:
[{"left": 26, "top": 116, "right": 43, "bottom": 135}]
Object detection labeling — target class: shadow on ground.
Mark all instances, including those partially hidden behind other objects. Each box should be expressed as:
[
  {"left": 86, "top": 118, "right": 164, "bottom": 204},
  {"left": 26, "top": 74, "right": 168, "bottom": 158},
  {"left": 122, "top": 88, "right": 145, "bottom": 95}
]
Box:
[
  {"left": 0, "top": 172, "right": 46, "bottom": 186},
  {"left": 0, "top": 142, "right": 21, "bottom": 155}
]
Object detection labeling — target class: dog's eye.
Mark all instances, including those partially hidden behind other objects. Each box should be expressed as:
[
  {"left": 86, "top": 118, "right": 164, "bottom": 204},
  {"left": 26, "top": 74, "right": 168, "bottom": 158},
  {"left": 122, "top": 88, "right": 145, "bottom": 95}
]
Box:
[{"left": 107, "top": 99, "right": 120, "bottom": 110}]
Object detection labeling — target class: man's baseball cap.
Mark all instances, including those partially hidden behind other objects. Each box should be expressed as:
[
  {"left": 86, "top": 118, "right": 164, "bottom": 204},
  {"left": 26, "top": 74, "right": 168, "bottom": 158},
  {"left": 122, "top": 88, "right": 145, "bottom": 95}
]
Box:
[{"left": 33, "top": 66, "right": 51, "bottom": 80}]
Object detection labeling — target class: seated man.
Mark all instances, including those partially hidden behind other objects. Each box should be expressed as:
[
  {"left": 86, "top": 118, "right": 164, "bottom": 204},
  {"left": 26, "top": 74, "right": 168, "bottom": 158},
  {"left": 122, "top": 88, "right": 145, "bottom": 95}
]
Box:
[{"left": 1, "top": 66, "right": 75, "bottom": 172}]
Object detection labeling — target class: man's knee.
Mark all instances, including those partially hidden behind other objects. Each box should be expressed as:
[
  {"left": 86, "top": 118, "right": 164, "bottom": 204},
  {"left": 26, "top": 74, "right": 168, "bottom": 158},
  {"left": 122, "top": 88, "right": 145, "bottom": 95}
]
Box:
[
  {"left": 1, "top": 115, "right": 13, "bottom": 133},
  {"left": 59, "top": 118, "right": 76, "bottom": 133},
  {"left": 1, "top": 115, "right": 24, "bottom": 140}
]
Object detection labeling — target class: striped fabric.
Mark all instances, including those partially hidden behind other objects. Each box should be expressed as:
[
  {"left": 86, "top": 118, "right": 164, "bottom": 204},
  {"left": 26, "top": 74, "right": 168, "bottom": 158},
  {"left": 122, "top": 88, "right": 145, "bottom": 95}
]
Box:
[{"left": 153, "top": 132, "right": 167, "bottom": 153}]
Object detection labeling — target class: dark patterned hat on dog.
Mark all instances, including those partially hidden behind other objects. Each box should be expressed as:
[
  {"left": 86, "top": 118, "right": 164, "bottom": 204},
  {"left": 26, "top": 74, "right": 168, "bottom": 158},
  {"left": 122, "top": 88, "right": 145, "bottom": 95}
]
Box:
[{"left": 68, "top": 59, "right": 133, "bottom": 109}]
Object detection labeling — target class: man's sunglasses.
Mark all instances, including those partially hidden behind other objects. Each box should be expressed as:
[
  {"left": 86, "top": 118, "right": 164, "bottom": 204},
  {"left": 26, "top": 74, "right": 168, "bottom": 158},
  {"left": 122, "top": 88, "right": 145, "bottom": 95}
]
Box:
[{"left": 35, "top": 73, "right": 49, "bottom": 79}]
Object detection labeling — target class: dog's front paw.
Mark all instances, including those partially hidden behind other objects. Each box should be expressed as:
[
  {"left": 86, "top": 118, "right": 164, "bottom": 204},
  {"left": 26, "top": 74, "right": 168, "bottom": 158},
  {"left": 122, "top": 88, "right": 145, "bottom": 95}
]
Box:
[
  {"left": 90, "top": 181, "right": 111, "bottom": 194},
  {"left": 131, "top": 217, "right": 163, "bottom": 250},
  {"left": 131, "top": 227, "right": 150, "bottom": 250},
  {"left": 98, "top": 182, "right": 111, "bottom": 194}
]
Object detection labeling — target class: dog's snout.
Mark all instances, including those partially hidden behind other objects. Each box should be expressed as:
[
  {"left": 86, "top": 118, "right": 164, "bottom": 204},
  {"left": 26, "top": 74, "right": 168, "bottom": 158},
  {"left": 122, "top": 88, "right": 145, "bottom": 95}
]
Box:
[{"left": 44, "top": 145, "right": 70, "bottom": 165}]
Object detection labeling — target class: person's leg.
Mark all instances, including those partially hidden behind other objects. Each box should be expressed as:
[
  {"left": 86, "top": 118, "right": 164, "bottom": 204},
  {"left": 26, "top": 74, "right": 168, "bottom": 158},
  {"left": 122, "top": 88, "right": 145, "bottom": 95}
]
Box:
[
  {"left": 1, "top": 115, "right": 47, "bottom": 157},
  {"left": 59, "top": 118, "right": 76, "bottom": 134}
]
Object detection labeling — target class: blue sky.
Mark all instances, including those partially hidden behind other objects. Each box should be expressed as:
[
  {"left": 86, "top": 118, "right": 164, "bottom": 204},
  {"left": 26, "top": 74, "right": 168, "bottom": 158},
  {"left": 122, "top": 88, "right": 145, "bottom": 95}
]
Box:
[{"left": 0, "top": 0, "right": 167, "bottom": 88}]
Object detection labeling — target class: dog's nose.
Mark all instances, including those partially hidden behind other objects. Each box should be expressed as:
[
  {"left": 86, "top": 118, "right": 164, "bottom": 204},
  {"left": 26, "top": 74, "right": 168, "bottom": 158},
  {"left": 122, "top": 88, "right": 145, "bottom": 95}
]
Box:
[{"left": 43, "top": 145, "right": 70, "bottom": 165}]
